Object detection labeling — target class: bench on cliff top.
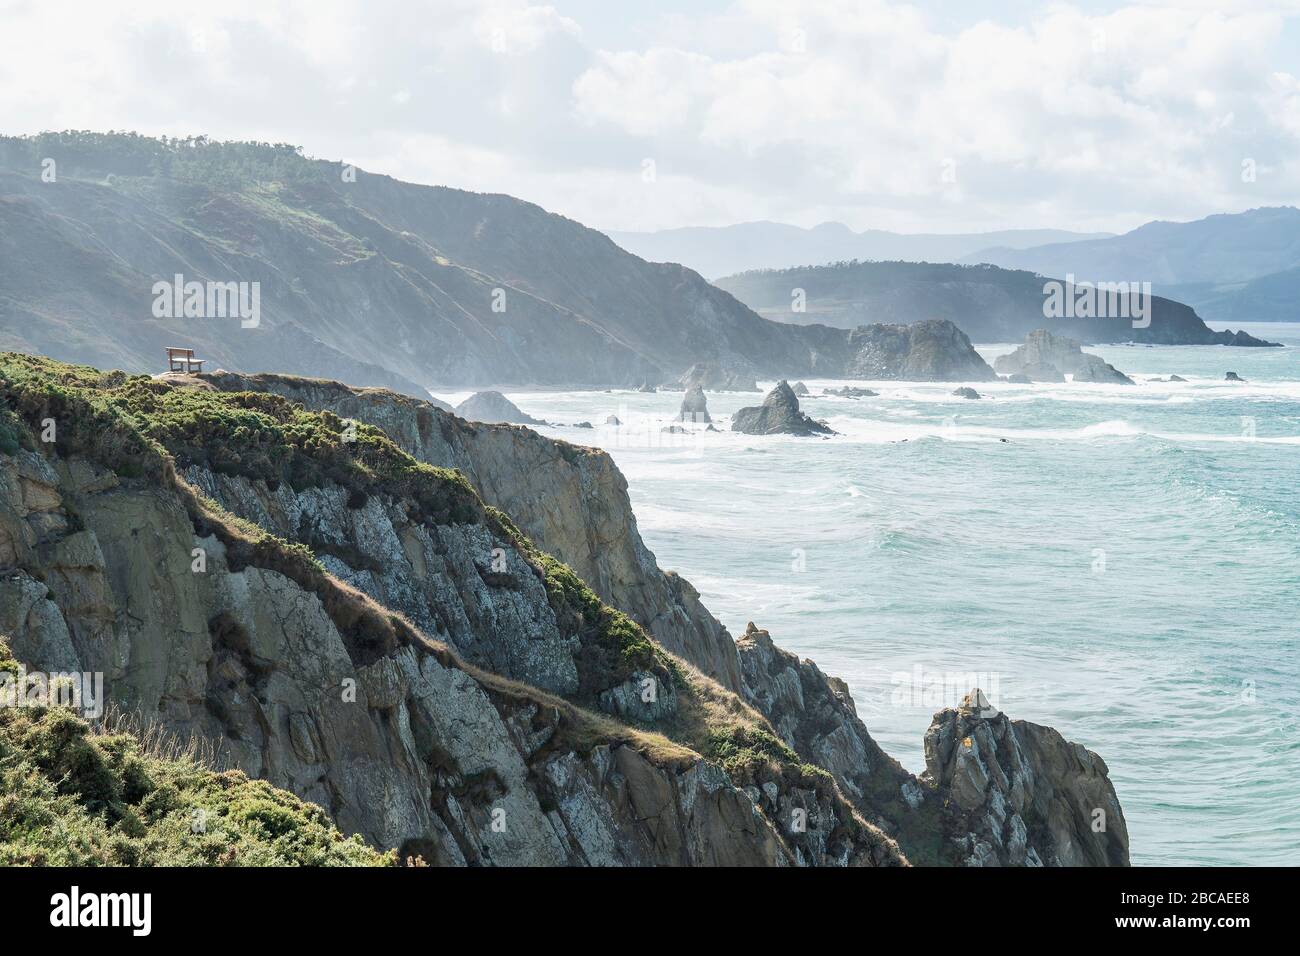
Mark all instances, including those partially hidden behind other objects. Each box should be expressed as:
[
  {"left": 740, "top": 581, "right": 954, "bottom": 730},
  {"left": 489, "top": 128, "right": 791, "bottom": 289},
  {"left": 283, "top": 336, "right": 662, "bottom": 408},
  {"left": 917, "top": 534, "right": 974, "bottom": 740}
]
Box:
[{"left": 165, "top": 346, "right": 204, "bottom": 374}]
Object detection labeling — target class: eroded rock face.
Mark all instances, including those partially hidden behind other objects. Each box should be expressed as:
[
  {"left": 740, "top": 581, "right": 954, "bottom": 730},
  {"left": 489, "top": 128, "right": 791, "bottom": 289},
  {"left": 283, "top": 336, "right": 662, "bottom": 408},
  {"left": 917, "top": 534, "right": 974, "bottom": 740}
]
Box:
[
  {"left": 181, "top": 465, "right": 583, "bottom": 696},
  {"left": 732, "top": 381, "right": 835, "bottom": 436},
  {"left": 191, "top": 372, "right": 743, "bottom": 693},
  {"left": 677, "top": 386, "right": 711, "bottom": 423},
  {"left": 735, "top": 625, "right": 928, "bottom": 844},
  {"left": 994, "top": 330, "right": 1133, "bottom": 384},
  {"left": 454, "top": 391, "right": 545, "bottom": 425},
  {"left": 923, "top": 692, "right": 1130, "bottom": 866},
  {"left": 0, "top": 448, "right": 885, "bottom": 867}
]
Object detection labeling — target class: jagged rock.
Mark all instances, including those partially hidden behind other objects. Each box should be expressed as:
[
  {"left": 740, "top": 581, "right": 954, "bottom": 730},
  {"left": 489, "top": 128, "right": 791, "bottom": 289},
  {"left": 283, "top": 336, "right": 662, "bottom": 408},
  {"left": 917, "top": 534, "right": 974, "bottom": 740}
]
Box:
[
  {"left": 842, "top": 319, "right": 998, "bottom": 382},
  {"left": 791, "top": 381, "right": 810, "bottom": 396},
  {"left": 1005, "top": 373, "right": 1032, "bottom": 384},
  {"left": 732, "top": 382, "right": 835, "bottom": 436},
  {"left": 736, "top": 624, "right": 919, "bottom": 824},
  {"left": 605, "top": 415, "right": 621, "bottom": 426},
  {"left": 923, "top": 690, "right": 1130, "bottom": 866},
  {"left": 637, "top": 382, "right": 657, "bottom": 393},
  {"left": 454, "top": 391, "right": 545, "bottom": 425},
  {"left": 824, "top": 386, "right": 878, "bottom": 398},
  {"left": 952, "top": 387, "right": 981, "bottom": 400},
  {"left": 737, "top": 625, "right": 1128, "bottom": 868},
  {"left": 1169, "top": 374, "right": 1187, "bottom": 382},
  {"left": 597, "top": 670, "right": 678, "bottom": 723},
  {"left": 994, "top": 330, "right": 1133, "bottom": 384},
  {"left": 1225, "top": 371, "right": 1245, "bottom": 382},
  {"left": 662, "top": 425, "right": 688, "bottom": 434},
  {"left": 676, "top": 386, "right": 712, "bottom": 424},
  {"left": 573, "top": 421, "right": 593, "bottom": 429}
]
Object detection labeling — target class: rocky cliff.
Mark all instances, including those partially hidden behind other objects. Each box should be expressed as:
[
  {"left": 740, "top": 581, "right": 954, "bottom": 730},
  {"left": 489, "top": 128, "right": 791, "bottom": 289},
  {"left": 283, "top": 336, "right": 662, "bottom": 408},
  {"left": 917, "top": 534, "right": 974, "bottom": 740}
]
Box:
[
  {"left": 735, "top": 625, "right": 1128, "bottom": 866},
  {"left": 0, "top": 354, "right": 903, "bottom": 866},
  {"left": 0, "top": 353, "right": 1128, "bottom": 866},
  {"left": 924, "top": 692, "right": 1130, "bottom": 866},
  {"left": 184, "top": 369, "right": 744, "bottom": 693}
]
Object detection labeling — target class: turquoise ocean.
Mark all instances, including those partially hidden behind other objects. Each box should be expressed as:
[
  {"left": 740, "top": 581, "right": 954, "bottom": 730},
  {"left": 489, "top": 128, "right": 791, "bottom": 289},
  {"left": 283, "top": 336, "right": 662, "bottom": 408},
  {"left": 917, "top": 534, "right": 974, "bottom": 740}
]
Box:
[{"left": 434, "top": 322, "right": 1300, "bottom": 866}]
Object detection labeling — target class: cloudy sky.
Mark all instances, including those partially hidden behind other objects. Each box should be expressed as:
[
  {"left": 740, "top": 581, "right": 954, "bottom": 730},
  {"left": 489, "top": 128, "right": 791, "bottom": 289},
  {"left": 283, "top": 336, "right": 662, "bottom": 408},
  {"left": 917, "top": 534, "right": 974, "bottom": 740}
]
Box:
[{"left": 3, "top": 0, "right": 1300, "bottom": 234}]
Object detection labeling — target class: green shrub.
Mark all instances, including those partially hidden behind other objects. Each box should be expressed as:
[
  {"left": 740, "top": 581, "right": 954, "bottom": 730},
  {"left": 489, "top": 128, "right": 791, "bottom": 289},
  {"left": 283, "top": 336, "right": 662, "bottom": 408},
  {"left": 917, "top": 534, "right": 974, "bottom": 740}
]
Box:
[{"left": 0, "top": 637, "right": 391, "bottom": 867}]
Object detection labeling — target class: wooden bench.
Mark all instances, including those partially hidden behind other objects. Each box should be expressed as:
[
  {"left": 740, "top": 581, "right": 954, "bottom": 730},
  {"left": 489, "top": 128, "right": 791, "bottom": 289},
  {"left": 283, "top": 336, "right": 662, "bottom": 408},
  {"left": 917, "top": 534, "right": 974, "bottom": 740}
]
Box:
[{"left": 165, "top": 346, "right": 205, "bottom": 373}]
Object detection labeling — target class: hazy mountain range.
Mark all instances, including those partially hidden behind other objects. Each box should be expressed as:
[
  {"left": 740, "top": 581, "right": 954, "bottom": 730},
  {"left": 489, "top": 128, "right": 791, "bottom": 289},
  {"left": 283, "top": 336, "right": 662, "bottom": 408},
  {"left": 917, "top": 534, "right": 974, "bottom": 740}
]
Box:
[
  {"left": 964, "top": 206, "right": 1300, "bottom": 324},
  {"left": 715, "top": 260, "right": 1276, "bottom": 346},
  {"left": 608, "top": 221, "right": 1112, "bottom": 280}
]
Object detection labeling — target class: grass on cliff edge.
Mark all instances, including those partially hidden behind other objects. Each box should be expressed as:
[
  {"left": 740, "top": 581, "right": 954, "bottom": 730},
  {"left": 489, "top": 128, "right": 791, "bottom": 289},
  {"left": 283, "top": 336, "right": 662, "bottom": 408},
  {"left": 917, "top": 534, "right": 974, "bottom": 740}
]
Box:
[
  {"left": 0, "top": 641, "right": 391, "bottom": 867},
  {"left": 0, "top": 352, "right": 654, "bottom": 686}
]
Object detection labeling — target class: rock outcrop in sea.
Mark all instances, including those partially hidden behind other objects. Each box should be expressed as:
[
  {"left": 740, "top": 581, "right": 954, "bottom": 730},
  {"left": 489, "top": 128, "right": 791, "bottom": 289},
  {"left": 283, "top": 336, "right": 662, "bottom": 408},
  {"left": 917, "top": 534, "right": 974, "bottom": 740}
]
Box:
[
  {"left": 732, "top": 381, "right": 835, "bottom": 436},
  {"left": 677, "top": 385, "right": 712, "bottom": 423},
  {"left": 454, "top": 391, "right": 545, "bottom": 425},
  {"left": 842, "top": 319, "right": 998, "bottom": 382},
  {"left": 953, "top": 387, "right": 982, "bottom": 399},
  {"left": 824, "top": 386, "right": 878, "bottom": 398},
  {"left": 994, "top": 330, "right": 1134, "bottom": 384}
]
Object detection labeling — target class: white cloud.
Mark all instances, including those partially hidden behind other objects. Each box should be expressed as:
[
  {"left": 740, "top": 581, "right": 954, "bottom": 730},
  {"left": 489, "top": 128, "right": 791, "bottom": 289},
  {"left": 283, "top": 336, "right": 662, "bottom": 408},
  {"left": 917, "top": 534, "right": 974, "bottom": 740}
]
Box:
[{"left": 1, "top": 0, "right": 1298, "bottom": 233}]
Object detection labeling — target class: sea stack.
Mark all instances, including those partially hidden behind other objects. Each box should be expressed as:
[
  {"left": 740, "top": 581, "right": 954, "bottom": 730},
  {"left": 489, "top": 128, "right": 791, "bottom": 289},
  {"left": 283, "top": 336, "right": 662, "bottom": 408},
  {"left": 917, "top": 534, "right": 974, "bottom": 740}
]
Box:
[
  {"left": 994, "top": 330, "right": 1133, "bottom": 384},
  {"left": 677, "top": 385, "right": 712, "bottom": 423},
  {"left": 454, "top": 391, "right": 545, "bottom": 425},
  {"left": 732, "top": 381, "right": 835, "bottom": 436}
]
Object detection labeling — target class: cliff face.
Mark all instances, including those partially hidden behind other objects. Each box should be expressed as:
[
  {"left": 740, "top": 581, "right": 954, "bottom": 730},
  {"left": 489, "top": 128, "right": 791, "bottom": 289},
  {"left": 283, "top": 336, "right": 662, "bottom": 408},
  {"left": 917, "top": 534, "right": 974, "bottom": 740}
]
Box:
[
  {"left": 0, "top": 354, "right": 1128, "bottom": 866},
  {"left": 0, "top": 355, "right": 907, "bottom": 866},
  {"left": 0, "top": 445, "right": 904, "bottom": 866},
  {"left": 188, "top": 370, "right": 744, "bottom": 693}
]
